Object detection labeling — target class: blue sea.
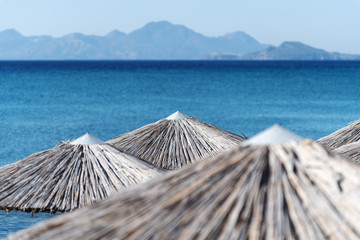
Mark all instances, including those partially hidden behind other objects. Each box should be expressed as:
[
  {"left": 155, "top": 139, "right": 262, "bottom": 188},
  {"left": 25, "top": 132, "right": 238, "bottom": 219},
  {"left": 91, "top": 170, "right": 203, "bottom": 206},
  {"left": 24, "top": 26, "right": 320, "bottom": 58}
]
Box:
[{"left": 1, "top": 60, "right": 360, "bottom": 237}]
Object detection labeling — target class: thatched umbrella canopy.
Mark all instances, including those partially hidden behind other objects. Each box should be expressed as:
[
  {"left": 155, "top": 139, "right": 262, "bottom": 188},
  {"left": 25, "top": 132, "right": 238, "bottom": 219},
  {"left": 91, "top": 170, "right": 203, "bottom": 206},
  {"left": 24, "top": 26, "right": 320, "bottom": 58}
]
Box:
[
  {"left": 333, "top": 141, "right": 360, "bottom": 163},
  {"left": 107, "top": 111, "right": 246, "bottom": 169},
  {"left": 9, "top": 125, "right": 360, "bottom": 240},
  {"left": 0, "top": 133, "right": 161, "bottom": 213},
  {"left": 317, "top": 119, "right": 360, "bottom": 150}
]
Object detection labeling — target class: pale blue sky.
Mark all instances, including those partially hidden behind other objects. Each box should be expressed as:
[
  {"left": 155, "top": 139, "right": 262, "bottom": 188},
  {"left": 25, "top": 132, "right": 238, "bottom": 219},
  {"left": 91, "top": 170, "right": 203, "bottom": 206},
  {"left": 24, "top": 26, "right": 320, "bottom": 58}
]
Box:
[{"left": 0, "top": 0, "right": 359, "bottom": 53}]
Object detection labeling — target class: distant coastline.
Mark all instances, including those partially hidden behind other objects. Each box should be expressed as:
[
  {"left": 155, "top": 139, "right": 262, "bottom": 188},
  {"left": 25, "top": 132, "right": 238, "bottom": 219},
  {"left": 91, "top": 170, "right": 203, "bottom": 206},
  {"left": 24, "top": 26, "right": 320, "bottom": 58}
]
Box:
[{"left": 0, "top": 21, "right": 359, "bottom": 60}]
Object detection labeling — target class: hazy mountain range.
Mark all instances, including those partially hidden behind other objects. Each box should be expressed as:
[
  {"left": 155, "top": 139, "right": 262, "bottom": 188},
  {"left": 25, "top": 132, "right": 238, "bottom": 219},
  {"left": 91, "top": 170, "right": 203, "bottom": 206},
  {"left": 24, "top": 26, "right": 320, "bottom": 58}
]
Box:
[{"left": 0, "top": 21, "right": 359, "bottom": 60}]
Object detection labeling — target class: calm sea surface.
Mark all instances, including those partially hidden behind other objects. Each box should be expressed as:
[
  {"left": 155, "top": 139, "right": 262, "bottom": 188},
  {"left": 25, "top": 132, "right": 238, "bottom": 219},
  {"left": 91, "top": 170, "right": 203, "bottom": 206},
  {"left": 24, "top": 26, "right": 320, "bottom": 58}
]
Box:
[{"left": 1, "top": 60, "right": 360, "bottom": 236}]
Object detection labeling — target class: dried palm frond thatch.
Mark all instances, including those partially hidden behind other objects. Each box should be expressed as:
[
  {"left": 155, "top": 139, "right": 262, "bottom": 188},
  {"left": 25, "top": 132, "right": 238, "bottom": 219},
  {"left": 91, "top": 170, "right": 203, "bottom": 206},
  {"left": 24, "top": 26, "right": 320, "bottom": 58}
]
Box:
[
  {"left": 107, "top": 111, "right": 246, "bottom": 169},
  {"left": 0, "top": 133, "right": 161, "bottom": 213},
  {"left": 333, "top": 140, "right": 360, "bottom": 163},
  {"left": 9, "top": 125, "right": 360, "bottom": 240},
  {"left": 317, "top": 119, "right": 360, "bottom": 150}
]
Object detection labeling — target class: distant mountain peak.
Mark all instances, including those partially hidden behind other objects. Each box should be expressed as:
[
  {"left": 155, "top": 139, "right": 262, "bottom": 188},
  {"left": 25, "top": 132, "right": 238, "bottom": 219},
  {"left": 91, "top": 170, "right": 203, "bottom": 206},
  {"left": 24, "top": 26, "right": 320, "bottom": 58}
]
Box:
[
  {"left": 1, "top": 29, "right": 20, "bottom": 34},
  {"left": 60, "top": 33, "right": 89, "bottom": 41},
  {"left": 0, "top": 29, "right": 23, "bottom": 38},
  {"left": 106, "top": 30, "right": 126, "bottom": 38},
  {"left": 127, "top": 20, "right": 204, "bottom": 51},
  {"left": 276, "top": 42, "right": 330, "bottom": 54},
  {"left": 144, "top": 20, "right": 174, "bottom": 27},
  {"left": 63, "top": 32, "right": 85, "bottom": 37},
  {"left": 134, "top": 20, "right": 195, "bottom": 34},
  {"left": 224, "top": 31, "right": 253, "bottom": 39},
  {"left": 222, "top": 31, "right": 261, "bottom": 46},
  {"left": 279, "top": 41, "right": 309, "bottom": 48},
  {"left": 143, "top": 20, "right": 193, "bottom": 30}
]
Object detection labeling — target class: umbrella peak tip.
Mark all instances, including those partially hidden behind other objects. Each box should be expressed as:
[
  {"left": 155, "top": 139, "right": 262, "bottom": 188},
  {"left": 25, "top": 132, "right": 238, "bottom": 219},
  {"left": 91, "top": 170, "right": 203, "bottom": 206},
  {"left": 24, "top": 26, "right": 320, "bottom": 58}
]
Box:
[
  {"left": 245, "top": 124, "right": 304, "bottom": 146},
  {"left": 71, "top": 133, "right": 104, "bottom": 145},
  {"left": 166, "top": 111, "right": 189, "bottom": 120}
]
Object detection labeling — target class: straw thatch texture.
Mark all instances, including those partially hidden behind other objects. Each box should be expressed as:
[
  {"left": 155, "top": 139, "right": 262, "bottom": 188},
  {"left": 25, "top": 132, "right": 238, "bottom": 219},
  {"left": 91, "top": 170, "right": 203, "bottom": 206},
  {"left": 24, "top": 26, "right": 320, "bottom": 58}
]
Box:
[
  {"left": 0, "top": 141, "right": 161, "bottom": 213},
  {"left": 9, "top": 138, "right": 360, "bottom": 240},
  {"left": 334, "top": 141, "right": 360, "bottom": 163},
  {"left": 317, "top": 119, "right": 360, "bottom": 150},
  {"left": 107, "top": 114, "right": 245, "bottom": 170}
]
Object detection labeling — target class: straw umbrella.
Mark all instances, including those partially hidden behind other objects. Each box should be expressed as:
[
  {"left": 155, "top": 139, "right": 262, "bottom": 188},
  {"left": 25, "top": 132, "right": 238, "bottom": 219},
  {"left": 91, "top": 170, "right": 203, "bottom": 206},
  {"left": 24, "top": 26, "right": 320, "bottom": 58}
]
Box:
[
  {"left": 333, "top": 141, "right": 360, "bottom": 163},
  {"left": 317, "top": 118, "right": 360, "bottom": 150},
  {"left": 0, "top": 133, "right": 161, "bottom": 213},
  {"left": 107, "top": 111, "right": 246, "bottom": 170},
  {"left": 9, "top": 125, "right": 360, "bottom": 240}
]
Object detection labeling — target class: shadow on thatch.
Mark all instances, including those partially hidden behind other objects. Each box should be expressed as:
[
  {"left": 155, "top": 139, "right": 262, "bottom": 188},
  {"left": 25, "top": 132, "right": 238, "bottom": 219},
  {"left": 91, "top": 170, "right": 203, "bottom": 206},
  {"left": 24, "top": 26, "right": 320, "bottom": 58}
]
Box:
[
  {"left": 0, "top": 133, "right": 162, "bottom": 213},
  {"left": 317, "top": 119, "right": 360, "bottom": 150},
  {"left": 107, "top": 111, "right": 246, "bottom": 170},
  {"left": 9, "top": 126, "right": 360, "bottom": 239}
]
